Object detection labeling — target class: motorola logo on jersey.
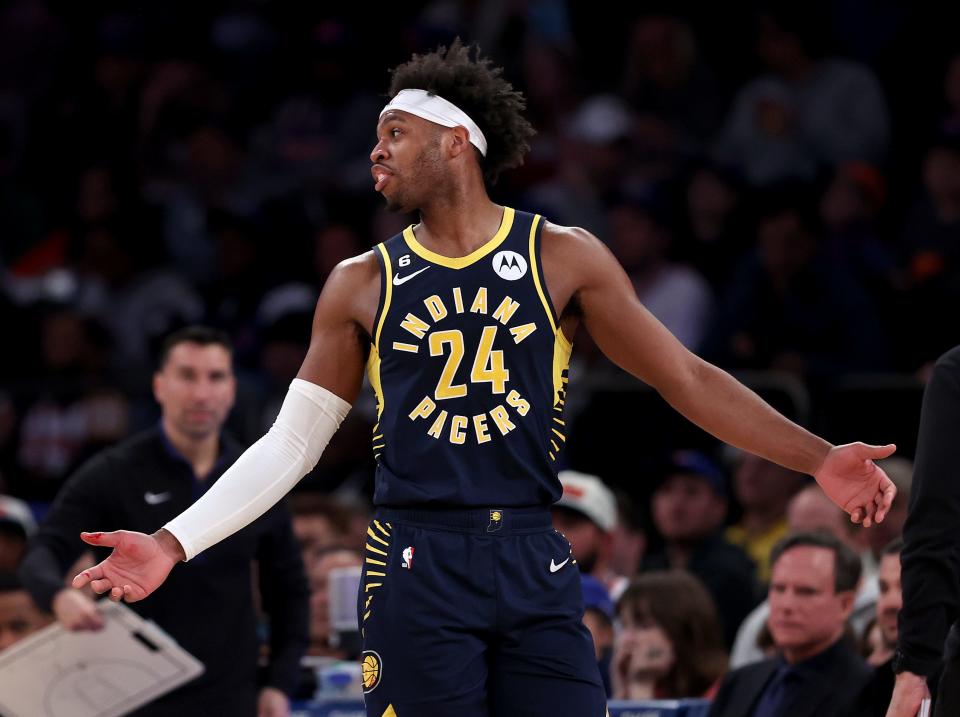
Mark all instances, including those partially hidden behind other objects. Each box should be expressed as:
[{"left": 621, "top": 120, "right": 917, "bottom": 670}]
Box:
[{"left": 492, "top": 250, "right": 527, "bottom": 280}]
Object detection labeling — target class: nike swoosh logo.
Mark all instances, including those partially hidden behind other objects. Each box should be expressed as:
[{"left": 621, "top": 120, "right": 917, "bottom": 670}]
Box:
[
  {"left": 393, "top": 267, "right": 430, "bottom": 285},
  {"left": 144, "top": 491, "right": 171, "bottom": 505},
  {"left": 549, "top": 558, "right": 569, "bottom": 573}
]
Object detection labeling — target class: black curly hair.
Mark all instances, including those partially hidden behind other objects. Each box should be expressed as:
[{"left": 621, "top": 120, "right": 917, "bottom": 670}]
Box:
[{"left": 387, "top": 39, "right": 536, "bottom": 185}]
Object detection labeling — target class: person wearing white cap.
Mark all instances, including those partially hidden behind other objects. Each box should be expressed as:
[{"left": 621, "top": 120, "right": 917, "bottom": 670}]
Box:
[
  {"left": 553, "top": 470, "right": 629, "bottom": 601},
  {"left": 0, "top": 495, "right": 36, "bottom": 571},
  {"left": 75, "top": 40, "right": 897, "bottom": 717}
]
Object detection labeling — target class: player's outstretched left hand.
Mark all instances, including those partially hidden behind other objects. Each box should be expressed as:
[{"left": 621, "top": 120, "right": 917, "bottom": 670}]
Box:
[
  {"left": 71, "top": 530, "right": 180, "bottom": 603},
  {"left": 813, "top": 442, "right": 897, "bottom": 527}
]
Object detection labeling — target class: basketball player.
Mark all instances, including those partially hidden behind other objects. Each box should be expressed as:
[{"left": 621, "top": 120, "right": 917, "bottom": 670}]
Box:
[{"left": 73, "top": 42, "right": 897, "bottom": 717}]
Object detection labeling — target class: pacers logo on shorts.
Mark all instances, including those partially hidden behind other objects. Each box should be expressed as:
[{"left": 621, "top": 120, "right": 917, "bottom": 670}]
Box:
[
  {"left": 362, "top": 650, "right": 383, "bottom": 693},
  {"left": 487, "top": 509, "right": 503, "bottom": 532}
]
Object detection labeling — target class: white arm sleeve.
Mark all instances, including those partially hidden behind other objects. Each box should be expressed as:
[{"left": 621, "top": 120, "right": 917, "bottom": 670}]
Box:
[{"left": 164, "top": 378, "right": 351, "bottom": 560}]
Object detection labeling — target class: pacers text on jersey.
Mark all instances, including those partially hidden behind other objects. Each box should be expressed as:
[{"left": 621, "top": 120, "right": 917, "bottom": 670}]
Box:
[{"left": 395, "top": 285, "right": 537, "bottom": 445}]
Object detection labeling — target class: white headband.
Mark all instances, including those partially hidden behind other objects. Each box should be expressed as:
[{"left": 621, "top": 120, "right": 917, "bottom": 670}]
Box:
[{"left": 380, "top": 89, "right": 488, "bottom": 157}]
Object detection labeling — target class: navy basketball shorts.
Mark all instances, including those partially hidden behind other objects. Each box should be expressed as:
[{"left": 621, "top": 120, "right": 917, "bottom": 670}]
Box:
[{"left": 357, "top": 506, "right": 607, "bottom": 717}]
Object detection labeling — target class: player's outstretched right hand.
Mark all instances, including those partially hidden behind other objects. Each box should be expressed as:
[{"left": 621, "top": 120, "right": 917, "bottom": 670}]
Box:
[{"left": 71, "top": 529, "right": 183, "bottom": 603}]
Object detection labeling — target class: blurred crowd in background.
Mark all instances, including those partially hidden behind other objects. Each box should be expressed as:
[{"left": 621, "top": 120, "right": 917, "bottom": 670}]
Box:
[{"left": 0, "top": 0, "right": 957, "bottom": 711}]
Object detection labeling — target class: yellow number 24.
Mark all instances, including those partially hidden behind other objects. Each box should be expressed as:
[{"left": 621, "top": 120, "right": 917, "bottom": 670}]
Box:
[{"left": 428, "top": 326, "right": 510, "bottom": 400}]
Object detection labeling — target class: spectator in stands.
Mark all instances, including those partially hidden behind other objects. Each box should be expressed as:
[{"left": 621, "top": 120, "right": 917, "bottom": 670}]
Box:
[
  {"left": 580, "top": 574, "right": 615, "bottom": 697},
  {"left": 313, "top": 222, "right": 366, "bottom": 287},
  {"left": 939, "top": 52, "right": 960, "bottom": 137},
  {"left": 730, "top": 483, "right": 877, "bottom": 668},
  {"left": 856, "top": 538, "right": 903, "bottom": 716},
  {"left": 200, "top": 211, "right": 269, "bottom": 356},
  {"left": 19, "top": 326, "right": 308, "bottom": 717},
  {"left": 703, "top": 195, "right": 889, "bottom": 379},
  {"left": 0, "top": 391, "right": 16, "bottom": 488},
  {"left": 819, "top": 162, "right": 900, "bottom": 303},
  {"left": 677, "top": 162, "right": 749, "bottom": 292},
  {"left": 620, "top": 14, "right": 724, "bottom": 157},
  {"left": 612, "top": 570, "right": 727, "bottom": 699},
  {"left": 641, "top": 451, "right": 760, "bottom": 647},
  {"left": 306, "top": 546, "right": 362, "bottom": 659},
  {"left": 861, "top": 617, "right": 885, "bottom": 665},
  {"left": 724, "top": 452, "right": 806, "bottom": 584},
  {"left": 153, "top": 118, "right": 268, "bottom": 284},
  {"left": 526, "top": 94, "right": 633, "bottom": 234},
  {"left": 289, "top": 492, "right": 353, "bottom": 567},
  {"left": 710, "top": 532, "right": 870, "bottom": 717},
  {"left": 553, "top": 470, "right": 629, "bottom": 600},
  {"left": 787, "top": 484, "right": 876, "bottom": 581},
  {"left": 900, "top": 134, "right": 960, "bottom": 369},
  {"left": 0, "top": 495, "right": 35, "bottom": 571},
  {"left": 69, "top": 218, "right": 205, "bottom": 370},
  {"left": 607, "top": 198, "right": 714, "bottom": 351},
  {"left": 262, "top": 20, "right": 384, "bottom": 195},
  {"left": 608, "top": 489, "right": 646, "bottom": 589},
  {"left": 0, "top": 570, "right": 51, "bottom": 651},
  {"left": 713, "top": 5, "right": 889, "bottom": 186},
  {"left": 519, "top": 41, "right": 583, "bottom": 135},
  {"left": 11, "top": 308, "right": 129, "bottom": 501}
]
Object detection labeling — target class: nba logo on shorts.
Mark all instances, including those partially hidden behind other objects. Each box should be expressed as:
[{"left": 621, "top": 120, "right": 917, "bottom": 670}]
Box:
[
  {"left": 492, "top": 250, "right": 527, "bottom": 280},
  {"left": 401, "top": 546, "right": 414, "bottom": 569}
]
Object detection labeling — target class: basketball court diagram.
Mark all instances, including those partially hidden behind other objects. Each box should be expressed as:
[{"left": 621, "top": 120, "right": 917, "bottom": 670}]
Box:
[{"left": 0, "top": 602, "right": 203, "bottom": 717}]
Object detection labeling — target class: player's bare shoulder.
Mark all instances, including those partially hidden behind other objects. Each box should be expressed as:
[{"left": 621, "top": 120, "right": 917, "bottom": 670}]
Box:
[
  {"left": 331, "top": 249, "right": 381, "bottom": 284},
  {"left": 539, "top": 220, "right": 614, "bottom": 315},
  {"left": 317, "top": 250, "right": 382, "bottom": 337},
  {"left": 540, "top": 220, "right": 596, "bottom": 245},
  {"left": 541, "top": 220, "right": 610, "bottom": 269}
]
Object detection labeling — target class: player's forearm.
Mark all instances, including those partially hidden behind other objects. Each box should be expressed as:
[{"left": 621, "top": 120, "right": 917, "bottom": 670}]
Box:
[
  {"left": 164, "top": 380, "right": 351, "bottom": 560},
  {"left": 661, "top": 358, "right": 831, "bottom": 475}
]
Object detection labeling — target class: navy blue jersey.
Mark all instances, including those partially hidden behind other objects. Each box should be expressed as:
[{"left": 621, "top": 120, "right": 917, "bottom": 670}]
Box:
[{"left": 367, "top": 207, "right": 571, "bottom": 507}]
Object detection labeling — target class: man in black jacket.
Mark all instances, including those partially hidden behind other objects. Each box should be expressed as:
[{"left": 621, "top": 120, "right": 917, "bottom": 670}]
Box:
[
  {"left": 709, "top": 531, "right": 870, "bottom": 717},
  {"left": 887, "top": 346, "right": 960, "bottom": 717},
  {"left": 19, "top": 326, "right": 309, "bottom": 717}
]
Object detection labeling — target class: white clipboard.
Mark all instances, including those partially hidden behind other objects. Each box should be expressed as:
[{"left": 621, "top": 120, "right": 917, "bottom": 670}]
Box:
[{"left": 0, "top": 601, "right": 204, "bottom": 717}]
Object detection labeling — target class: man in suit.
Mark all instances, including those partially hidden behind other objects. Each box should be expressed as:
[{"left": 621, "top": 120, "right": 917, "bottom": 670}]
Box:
[{"left": 710, "top": 531, "right": 871, "bottom": 717}]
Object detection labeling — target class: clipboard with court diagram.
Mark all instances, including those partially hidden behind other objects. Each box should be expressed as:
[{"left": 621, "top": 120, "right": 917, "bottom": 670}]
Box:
[{"left": 0, "top": 601, "right": 204, "bottom": 717}]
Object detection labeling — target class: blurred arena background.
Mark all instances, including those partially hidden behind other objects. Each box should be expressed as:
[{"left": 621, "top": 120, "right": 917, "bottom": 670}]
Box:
[
  {"left": 1, "top": 1, "right": 959, "bottom": 714},
  {"left": 5, "top": 0, "right": 958, "bottom": 501}
]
